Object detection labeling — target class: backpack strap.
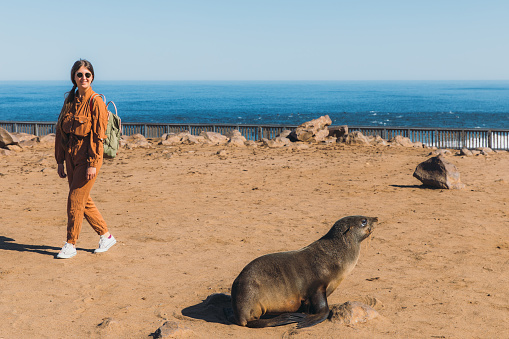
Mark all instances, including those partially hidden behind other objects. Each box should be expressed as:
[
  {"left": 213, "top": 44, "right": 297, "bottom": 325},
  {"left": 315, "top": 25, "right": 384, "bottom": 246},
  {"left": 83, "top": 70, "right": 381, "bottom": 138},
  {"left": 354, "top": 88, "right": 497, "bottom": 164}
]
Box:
[
  {"left": 89, "top": 93, "right": 108, "bottom": 141},
  {"left": 89, "top": 93, "right": 105, "bottom": 112}
]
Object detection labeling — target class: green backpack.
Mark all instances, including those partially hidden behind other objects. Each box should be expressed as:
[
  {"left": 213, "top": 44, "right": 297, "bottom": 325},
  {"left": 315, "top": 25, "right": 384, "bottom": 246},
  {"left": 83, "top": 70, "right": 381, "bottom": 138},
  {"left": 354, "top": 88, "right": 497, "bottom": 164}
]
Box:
[{"left": 90, "top": 94, "right": 121, "bottom": 159}]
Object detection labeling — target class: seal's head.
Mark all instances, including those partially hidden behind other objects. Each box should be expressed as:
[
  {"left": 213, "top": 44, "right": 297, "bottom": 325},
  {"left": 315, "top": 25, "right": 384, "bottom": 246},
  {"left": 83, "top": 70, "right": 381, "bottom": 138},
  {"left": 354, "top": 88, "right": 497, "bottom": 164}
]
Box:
[{"left": 324, "top": 215, "right": 378, "bottom": 242}]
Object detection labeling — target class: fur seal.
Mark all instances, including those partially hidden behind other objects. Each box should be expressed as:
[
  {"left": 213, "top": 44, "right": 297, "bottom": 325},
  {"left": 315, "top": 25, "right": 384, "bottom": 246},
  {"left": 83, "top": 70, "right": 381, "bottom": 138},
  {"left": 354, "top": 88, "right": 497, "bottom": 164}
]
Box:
[{"left": 230, "top": 215, "right": 378, "bottom": 328}]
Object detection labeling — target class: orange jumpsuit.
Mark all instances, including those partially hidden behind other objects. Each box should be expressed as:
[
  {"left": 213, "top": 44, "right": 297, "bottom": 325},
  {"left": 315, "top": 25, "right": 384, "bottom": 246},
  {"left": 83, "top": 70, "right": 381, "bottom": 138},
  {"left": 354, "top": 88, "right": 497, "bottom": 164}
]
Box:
[{"left": 55, "top": 87, "right": 109, "bottom": 245}]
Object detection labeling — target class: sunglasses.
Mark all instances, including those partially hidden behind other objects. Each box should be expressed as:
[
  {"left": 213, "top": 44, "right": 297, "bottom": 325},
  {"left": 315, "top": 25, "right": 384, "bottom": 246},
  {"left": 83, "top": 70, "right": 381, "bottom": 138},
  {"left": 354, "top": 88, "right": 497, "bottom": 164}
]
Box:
[{"left": 76, "top": 72, "right": 92, "bottom": 79}]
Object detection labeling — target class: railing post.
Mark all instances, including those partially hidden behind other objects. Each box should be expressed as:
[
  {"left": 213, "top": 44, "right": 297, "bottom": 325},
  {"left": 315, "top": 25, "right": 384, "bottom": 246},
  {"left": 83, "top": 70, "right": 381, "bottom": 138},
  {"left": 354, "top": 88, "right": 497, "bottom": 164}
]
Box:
[
  {"left": 35, "top": 123, "right": 39, "bottom": 136},
  {"left": 488, "top": 130, "right": 492, "bottom": 149}
]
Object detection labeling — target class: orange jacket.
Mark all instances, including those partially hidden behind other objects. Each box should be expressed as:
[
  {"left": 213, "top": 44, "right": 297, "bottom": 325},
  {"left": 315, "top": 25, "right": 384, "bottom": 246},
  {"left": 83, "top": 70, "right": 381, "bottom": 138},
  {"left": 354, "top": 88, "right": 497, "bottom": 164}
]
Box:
[{"left": 55, "top": 87, "right": 108, "bottom": 167}]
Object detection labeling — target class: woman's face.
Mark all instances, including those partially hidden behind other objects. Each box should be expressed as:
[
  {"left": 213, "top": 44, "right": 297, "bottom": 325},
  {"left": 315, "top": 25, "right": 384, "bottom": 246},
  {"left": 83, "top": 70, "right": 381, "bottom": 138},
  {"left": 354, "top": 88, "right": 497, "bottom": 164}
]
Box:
[{"left": 74, "top": 66, "right": 93, "bottom": 93}]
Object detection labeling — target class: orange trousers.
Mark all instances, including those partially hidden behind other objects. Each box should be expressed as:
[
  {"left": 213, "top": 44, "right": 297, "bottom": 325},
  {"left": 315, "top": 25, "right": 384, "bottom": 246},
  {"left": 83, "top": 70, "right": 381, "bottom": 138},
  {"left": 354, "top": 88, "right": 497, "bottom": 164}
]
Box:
[{"left": 65, "top": 153, "right": 108, "bottom": 245}]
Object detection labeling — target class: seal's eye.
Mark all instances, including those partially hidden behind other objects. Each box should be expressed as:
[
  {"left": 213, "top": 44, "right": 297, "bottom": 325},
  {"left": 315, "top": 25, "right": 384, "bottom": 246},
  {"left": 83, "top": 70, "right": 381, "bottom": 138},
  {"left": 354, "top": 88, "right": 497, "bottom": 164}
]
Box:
[{"left": 361, "top": 219, "right": 368, "bottom": 227}]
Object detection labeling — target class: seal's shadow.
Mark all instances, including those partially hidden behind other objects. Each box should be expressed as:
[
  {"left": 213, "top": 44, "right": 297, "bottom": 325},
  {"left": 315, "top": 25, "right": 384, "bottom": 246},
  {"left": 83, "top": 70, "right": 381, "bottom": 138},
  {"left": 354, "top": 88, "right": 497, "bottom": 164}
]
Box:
[
  {"left": 181, "top": 293, "right": 233, "bottom": 325},
  {"left": 390, "top": 184, "right": 440, "bottom": 189}
]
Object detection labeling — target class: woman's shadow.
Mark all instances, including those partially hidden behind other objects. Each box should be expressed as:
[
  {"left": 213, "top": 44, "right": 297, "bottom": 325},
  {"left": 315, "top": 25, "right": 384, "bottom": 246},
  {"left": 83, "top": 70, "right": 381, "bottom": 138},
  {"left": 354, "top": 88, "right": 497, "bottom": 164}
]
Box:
[
  {"left": 181, "top": 293, "right": 234, "bottom": 325},
  {"left": 0, "top": 236, "right": 93, "bottom": 257}
]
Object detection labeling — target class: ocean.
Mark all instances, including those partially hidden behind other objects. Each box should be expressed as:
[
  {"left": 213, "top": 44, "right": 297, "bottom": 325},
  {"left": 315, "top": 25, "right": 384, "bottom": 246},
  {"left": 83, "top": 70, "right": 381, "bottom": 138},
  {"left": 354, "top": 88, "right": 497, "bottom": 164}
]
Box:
[{"left": 1, "top": 80, "right": 509, "bottom": 129}]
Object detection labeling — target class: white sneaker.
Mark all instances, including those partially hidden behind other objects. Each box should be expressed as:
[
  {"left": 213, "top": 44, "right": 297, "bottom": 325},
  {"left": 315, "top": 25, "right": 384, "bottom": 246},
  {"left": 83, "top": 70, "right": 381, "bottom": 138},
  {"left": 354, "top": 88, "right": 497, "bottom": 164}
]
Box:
[
  {"left": 94, "top": 234, "right": 117, "bottom": 253},
  {"left": 57, "top": 242, "right": 76, "bottom": 259}
]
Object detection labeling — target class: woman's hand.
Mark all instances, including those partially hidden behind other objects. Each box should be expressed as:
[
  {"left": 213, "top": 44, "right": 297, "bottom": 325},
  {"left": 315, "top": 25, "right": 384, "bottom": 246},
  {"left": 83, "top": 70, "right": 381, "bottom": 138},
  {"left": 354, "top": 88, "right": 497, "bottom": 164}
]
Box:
[
  {"left": 57, "top": 163, "right": 67, "bottom": 178},
  {"left": 86, "top": 167, "right": 97, "bottom": 180}
]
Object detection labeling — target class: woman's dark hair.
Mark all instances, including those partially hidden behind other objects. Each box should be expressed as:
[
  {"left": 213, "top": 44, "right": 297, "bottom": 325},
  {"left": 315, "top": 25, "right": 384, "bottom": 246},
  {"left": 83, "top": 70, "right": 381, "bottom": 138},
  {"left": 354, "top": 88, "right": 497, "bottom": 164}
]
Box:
[{"left": 57, "top": 59, "right": 94, "bottom": 136}]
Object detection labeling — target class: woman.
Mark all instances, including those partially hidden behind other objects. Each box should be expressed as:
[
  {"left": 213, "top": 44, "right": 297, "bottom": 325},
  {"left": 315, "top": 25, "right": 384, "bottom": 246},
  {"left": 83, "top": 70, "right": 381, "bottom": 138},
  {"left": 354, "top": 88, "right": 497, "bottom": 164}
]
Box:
[{"left": 55, "top": 59, "right": 116, "bottom": 259}]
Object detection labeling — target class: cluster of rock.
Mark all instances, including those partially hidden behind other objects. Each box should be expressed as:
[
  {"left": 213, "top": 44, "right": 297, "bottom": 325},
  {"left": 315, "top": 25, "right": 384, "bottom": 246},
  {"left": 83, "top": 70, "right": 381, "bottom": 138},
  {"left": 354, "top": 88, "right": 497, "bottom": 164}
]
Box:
[
  {"left": 0, "top": 127, "right": 55, "bottom": 155},
  {"left": 118, "top": 115, "right": 427, "bottom": 150},
  {"left": 1, "top": 117, "right": 505, "bottom": 157}
]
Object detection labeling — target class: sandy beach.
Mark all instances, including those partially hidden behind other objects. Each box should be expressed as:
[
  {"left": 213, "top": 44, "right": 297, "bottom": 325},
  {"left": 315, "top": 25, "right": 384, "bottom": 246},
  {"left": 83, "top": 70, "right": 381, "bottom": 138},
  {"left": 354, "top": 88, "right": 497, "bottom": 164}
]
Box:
[{"left": 1, "top": 140, "right": 508, "bottom": 338}]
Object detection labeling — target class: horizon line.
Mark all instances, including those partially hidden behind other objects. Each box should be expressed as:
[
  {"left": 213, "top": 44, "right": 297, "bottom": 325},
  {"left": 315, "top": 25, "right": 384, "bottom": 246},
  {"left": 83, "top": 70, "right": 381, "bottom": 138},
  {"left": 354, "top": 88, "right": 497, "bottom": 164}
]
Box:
[{"left": 1, "top": 79, "right": 509, "bottom": 82}]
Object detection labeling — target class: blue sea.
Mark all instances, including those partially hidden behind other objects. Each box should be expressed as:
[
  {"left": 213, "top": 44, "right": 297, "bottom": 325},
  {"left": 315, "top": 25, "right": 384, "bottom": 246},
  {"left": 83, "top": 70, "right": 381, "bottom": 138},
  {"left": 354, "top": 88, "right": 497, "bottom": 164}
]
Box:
[{"left": 1, "top": 81, "right": 509, "bottom": 129}]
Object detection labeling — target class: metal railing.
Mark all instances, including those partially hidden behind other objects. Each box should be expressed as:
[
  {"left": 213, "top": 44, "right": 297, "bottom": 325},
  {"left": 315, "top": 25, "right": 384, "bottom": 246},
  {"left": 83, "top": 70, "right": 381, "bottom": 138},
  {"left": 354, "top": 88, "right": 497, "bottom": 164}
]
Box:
[{"left": 1, "top": 121, "right": 509, "bottom": 150}]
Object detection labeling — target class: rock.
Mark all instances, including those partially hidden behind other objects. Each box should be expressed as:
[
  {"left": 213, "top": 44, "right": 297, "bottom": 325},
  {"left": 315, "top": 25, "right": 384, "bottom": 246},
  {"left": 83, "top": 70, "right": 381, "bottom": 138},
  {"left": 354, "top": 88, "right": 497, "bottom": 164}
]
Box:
[
  {"left": 153, "top": 321, "right": 193, "bottom": 338},
  {"left": 344, "top": 131, "right": 370, "bottom": 146},
  {"left": 224, "top": 130, "right": 243, "bottom": 139},
  {"left": 430, "top": 149, "right": 453, "bottom": 156},
  {"left": 228, "top": 135, "right": 247, "bottom": 147},
  {"left": 18, "top": 139, "right": 39, "bottom": 148},
  {"left": 460, "top": 148, "right": 473, "bottom": 156},
  {"left": 322, "top": 136, "right": 337, "bottom": 144},
  {"left": 476, "top": 147, "right": 494, "bottom": 155},
  {"left": 160, "top": 133, "right": 183, "bottom": 145},
  {"left": 390, "top": 135, "right": 414, "bottom": 147},
  {"left": 6, "top": 144, "right": 23, "bottom": 152},
  {"left": 312, "top": 128, "right": 331, "bottom": 142},
  {"left": 413, "top": 155, "right": 465, "bottom": 189},
  {"left": 262, "top": 137, "right": 291, "bottom": 148},
  {"left": 288, "top": 115, "right": 332, "bottom": 142},
  {"left": 97, "top": 317, "right": 118, "bottom": 329},
  {"left": 200, "top": 131, "right": 228, "bottom": 145},
  {"left": 368, "top": 135, "right": 388, "bottom": 146},
  {"left": 0, "top": 128, "right": 19, "bottom": 147},
  {"left": 39, "top": 134, "right": 56, "bottom": 145},
  {"left": 329, "top": 125, "right": 348, "bottom": 140},
  {"left": 329, "top": 301, "right": 379, "bottom": 325},
  {"left": 0, "top": 149, "right": 11, "bottom": 156},
  {"left": 181, "top": 134, "right": 206, "bottom": 145},
  {"left": 277, "top": 130, "right": 292, "bottom": 138},
  {"left": 12, "top": 133, "right": 37, "bottom": 143},
  {"left": 125, "top": 134, "right": 151, "bottom": 148},
  {"left": 244, "top": 140, "right": 258, "bottom": 148}
]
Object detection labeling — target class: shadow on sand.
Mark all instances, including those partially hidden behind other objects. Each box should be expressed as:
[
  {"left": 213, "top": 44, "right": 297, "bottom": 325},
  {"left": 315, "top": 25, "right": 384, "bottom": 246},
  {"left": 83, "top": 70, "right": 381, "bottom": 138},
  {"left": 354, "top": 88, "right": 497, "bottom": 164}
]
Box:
[
  {"left": 0, "top": 236, "right": 94, "bottom": 257},
  {"left": 181, "top": 293, "right": 233, "bottom": 325},
  {"left": 390, "top": 184, "right": 441, "bottom": 190}
]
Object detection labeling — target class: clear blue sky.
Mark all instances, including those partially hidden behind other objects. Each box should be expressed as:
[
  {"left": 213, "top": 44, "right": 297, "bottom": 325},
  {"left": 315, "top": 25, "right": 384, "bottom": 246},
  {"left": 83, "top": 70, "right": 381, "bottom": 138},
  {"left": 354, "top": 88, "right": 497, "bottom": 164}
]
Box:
[{"left": 1, "top": 0, "right": 508, "bottom": 81}]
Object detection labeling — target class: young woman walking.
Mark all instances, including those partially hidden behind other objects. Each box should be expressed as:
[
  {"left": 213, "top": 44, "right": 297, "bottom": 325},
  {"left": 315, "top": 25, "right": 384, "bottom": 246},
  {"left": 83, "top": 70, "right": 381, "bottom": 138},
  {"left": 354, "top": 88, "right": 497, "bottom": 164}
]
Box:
[{"left": 55, "top": 59, "right": 116, "bottom": 259}]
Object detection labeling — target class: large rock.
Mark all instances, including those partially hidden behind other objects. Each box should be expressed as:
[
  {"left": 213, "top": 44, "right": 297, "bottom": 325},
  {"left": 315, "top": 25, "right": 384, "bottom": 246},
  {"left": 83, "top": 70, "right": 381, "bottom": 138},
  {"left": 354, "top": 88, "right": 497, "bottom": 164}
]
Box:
[
  {"left": 476, "top": 147, "right": 494, "bottom": 155},
  {"left": 0, "top": 128, "right": 19, "bottom": 148},
  {"left": 413, "top": 155, "right": 465, "bottom": 189},
  {"left": 39, "top": 134, "right": 56, "bottom": 145},
  {"left": 12, "top": 132, "right": 37, "bottom": 143},
  {"left": 181, "top": 133, "right": 206, "bottom": 144},
  {"left": 199, "top": 131, "right": 228, "bottom": 145},
  {"left": 159, "top": 133, "right": 183, "bottom": 145},
  {"left": 224, "top": 129, "right": 243, "bottom": 139},
  {"left": 329, "top": 125, "right": 348, "bottom": 139},
  {"left": 344, "top": 131, "right": 370, "bottom": 146},
  {"left": 228, "top": 135, "right": 247, "bottom": 147},
  {"left": 288, "top": 115, "right": 332, "bottom": 142},
  {"left": 262, "top": 137, "right": 291, "bottom": 148},
  {"left": 459, "top": 148, "right": 474, "bottom": 156},
  {"left": 124, "top": 133, "right": 151, "bottom": 148},
  {"left": 277, "top": 130, "right": 292, "bottom": 138},
  {"left": 368, "top": 135, "right": 388, "bottom": 146},
  {"left": 390, "top": 135, "right": 422, "bottom": 148}
]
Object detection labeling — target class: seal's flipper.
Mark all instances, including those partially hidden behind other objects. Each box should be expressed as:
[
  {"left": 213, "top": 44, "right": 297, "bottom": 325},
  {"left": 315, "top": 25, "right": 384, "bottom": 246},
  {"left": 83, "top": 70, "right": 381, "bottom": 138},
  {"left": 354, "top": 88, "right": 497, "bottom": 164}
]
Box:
[
  {"left": 246, "top": 313, "right": 306, "bottom": 328},
  {"left": 295, "top": 289, "right": 330, "bottom": 328},
  {"left": 295, "top": 310, "right": 330, "bottom": 328}
]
